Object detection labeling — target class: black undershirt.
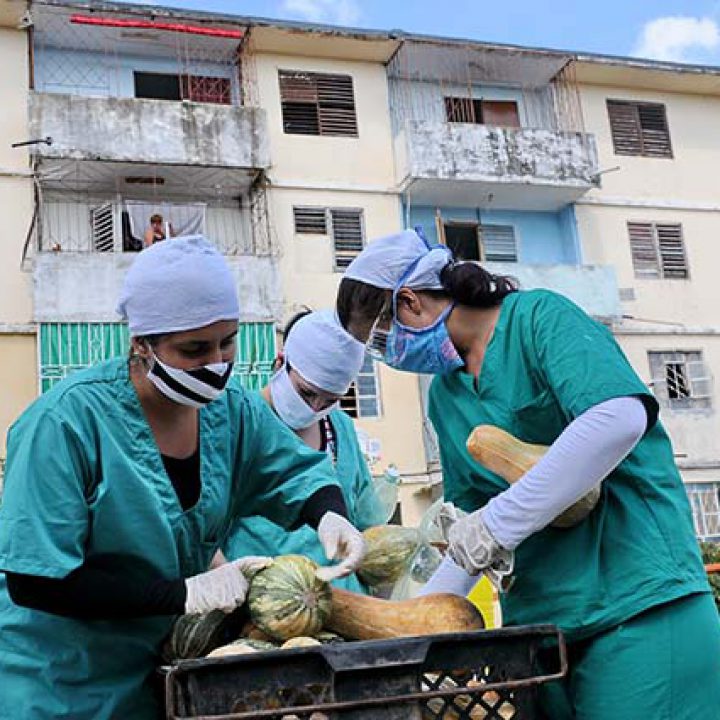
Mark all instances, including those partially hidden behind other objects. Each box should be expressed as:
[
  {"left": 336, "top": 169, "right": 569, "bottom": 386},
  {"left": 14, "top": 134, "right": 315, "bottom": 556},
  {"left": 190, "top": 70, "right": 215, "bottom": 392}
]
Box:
[{"left": 5, "top": 446, "right": 347, "bottom": 620}]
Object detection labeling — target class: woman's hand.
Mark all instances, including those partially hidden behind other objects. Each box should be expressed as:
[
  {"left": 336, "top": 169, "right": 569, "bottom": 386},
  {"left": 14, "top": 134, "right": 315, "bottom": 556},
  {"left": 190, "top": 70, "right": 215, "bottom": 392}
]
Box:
[
  {"left": 316, "top": 512, "right": 367, "bottom": 581},
  {"left": 184, "top": 556, "right": 272, "bottom": 614}
]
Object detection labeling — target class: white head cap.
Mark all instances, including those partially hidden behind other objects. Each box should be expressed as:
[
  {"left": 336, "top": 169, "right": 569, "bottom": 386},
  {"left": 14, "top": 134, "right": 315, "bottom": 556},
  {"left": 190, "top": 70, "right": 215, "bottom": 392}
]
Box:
[
  {"left": 116, "top": 235, "right": 240, "bottom": 336},
  {"left": 343, "top": 229, "right": 453, "bottom": 291},
  {"left": 283, "top": 309, "right": 366, "bottom": 395}
]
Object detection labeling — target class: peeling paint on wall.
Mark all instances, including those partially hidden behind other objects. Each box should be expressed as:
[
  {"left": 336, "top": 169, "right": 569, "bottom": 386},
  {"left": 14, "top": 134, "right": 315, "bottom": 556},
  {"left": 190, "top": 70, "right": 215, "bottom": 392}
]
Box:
[
  {"left": 28, "top": 92, "right": 270, "bottom": 169},
  {"left": 33, "top": 252, "right": 282, "bottom": 323},
  {"left": 402, "top": 120, "right": 598, "bottom": 188}
]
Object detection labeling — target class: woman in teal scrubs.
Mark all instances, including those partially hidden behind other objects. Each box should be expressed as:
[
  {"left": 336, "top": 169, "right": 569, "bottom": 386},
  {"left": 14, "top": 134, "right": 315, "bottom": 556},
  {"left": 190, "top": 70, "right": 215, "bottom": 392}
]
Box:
[
  {"left": 222, "top": 310, "right": 386, "bottom": 592},
  {"left": 0, "top": 237, "right": 366, "bottom": 719},
  {"left": 335, "top": 229, "right": 720, "bottom": 720}
]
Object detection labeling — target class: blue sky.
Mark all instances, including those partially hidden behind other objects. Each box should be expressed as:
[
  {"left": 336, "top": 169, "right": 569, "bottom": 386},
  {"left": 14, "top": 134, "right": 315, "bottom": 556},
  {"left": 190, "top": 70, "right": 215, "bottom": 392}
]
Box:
[{"left": 130, "top": 0, "right": 720, "bottom": 65}]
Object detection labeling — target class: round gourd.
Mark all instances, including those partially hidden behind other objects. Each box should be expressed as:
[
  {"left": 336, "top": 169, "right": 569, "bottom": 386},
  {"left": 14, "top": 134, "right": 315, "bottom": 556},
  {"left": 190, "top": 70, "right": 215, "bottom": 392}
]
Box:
[
  {"left": 357, "top": 525, "right": 421, "bottom": 587},
  {"left": 247, "top": 555, "right": 332, "bottom": 642}
]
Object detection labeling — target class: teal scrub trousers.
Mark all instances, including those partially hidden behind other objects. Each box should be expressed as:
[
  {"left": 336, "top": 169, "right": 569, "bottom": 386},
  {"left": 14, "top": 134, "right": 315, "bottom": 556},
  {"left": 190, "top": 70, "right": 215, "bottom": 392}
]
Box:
[{"left": 538, "top": 592, "right": 720, "bottom": 720}]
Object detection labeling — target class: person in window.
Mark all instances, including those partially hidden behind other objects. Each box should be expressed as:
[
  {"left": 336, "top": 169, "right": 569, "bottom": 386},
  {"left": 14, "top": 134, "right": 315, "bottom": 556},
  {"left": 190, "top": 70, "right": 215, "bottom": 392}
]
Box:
[
  {"left": 334, "top": 228, "right": 720, "bottom": 720},
  {"left": 144, "top": 213, "right": 175, "bottom": 247},
  {"left": 0, "top": 236, "right": 365, "bottom": 719},
  {"left": 221, "top": 310, "right": 385, "bottom": 592}
]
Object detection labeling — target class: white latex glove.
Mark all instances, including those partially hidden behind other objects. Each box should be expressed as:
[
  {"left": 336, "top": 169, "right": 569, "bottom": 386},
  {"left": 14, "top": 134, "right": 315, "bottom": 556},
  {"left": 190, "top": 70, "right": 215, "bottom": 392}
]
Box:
[
  {"left": 184, "top": 556, "right": 273, "bottom": 615},
  {"left": 444, "top": 503, "right": 514, "bottom": 591},
  {"left": 315, "top": 511, "right": 367, "bottom": 582}
]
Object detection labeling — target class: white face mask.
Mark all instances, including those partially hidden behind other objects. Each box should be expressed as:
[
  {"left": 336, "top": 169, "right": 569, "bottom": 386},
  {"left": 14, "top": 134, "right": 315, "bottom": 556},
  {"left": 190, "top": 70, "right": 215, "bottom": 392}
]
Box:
[
  {"left": 147, "top": 350, "right": 233, "bottom": 409},
  {"left": 269, "top": 366, "right": 337, "bottom": 430}
]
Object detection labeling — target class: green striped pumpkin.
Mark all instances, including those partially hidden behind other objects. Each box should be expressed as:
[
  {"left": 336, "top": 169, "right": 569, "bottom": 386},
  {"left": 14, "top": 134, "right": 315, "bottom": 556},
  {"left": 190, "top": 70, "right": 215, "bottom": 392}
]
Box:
[{"left": 247, "top": 555, "right": 332, "bottom": 641}]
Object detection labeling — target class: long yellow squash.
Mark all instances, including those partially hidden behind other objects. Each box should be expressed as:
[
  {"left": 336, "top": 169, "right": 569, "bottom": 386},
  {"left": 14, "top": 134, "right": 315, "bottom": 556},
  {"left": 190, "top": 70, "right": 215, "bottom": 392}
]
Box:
[{"left": 466, "top": 425, "right": 600, "bottom": 528}]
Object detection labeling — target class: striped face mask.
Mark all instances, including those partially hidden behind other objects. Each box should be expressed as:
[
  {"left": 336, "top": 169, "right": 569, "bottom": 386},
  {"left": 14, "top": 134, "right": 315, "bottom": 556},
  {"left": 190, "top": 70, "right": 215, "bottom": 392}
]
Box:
[{"left": 147, "top": 351, "right": 233, "bottom": 408}]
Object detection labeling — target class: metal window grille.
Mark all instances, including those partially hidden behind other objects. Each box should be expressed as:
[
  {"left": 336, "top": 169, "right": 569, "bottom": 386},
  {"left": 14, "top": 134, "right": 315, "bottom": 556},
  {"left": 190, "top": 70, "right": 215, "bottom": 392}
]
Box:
[
  {"left": 628, "top": 222, "right": 688, "bottom": 279},
  {"left": 39, "top": 322, "right": 275, "bottom": 393},
  {"left": 444, "top": 96, "right": 480, "bottom": 123},
  {"left": 686, "top": 483, "right": 720, "bottom": 541},
  {"left": 481, "top": 225, "right": 518, "bottom": 262},
  {"left": 648, "top": 350, "right": 712, "bottom": 410},
  {"left": 330, "top": 209, "right": 364, "bottom": 271},
  {"left": 90, "top": 202, "right": 115, "bottom": 252},
  {"left": 293, "top": 207, "right": 328, "bottom": 234},
  {"left": 279, "top": 70, "right": 358, "bottom": 137},
  {"left": 181, "top": 75, "right": 232, "bottom": 104},
  {"left": 607, "top": 100, "right": 673, "bottom": 158},
  {"left": 340, "top": 354, "right": 380, "bottom": 419}
]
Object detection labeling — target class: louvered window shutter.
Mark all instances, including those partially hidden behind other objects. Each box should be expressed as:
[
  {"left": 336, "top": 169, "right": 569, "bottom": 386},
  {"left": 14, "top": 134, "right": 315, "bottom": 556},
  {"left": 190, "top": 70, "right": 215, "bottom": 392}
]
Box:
[
  {"left": 293, "top": 207, "right": 328, "bottom": 234},
  {"left": 656, "top": 224, "right": 688, "bottom": 278},
  {"left": 607, "top": 100, "right": 672, "bottom": 158},
  {"left": 628, "top": 222, "right": 660, "bottom": 277},
  {"left": 316, "top": 73, "right": 358, "bottom": 137},
  {"left": 91, "top": 203, "right": 115, "bottom": 253},
  {"left": 481, "top": 225, "right": 518, "bottom": 262},
  {"left": 330, "top": 209, "right": 364, "bottom": 270},
  {"left": 279, "top": 71, "right": 320, "bottom": 135}
]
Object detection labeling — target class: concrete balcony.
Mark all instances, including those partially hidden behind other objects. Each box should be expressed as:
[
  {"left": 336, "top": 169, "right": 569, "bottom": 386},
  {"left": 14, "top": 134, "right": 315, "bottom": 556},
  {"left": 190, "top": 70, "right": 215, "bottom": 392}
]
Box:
[
  {"left": 396, "top": 121, "right": 599, "bottom": 211},
  {"left": 484, "top": 262, "right": 620, "bottom": 320},
  {"left": 28, "top": 92, "right": 270, "bottom": 169}
]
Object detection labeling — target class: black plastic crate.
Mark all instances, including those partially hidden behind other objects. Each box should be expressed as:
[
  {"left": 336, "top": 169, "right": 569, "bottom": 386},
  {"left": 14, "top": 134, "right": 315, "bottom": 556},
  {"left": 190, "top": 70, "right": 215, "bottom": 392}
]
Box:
[{"left": 162, "top": 625, "right": 565, "bottom": 720}]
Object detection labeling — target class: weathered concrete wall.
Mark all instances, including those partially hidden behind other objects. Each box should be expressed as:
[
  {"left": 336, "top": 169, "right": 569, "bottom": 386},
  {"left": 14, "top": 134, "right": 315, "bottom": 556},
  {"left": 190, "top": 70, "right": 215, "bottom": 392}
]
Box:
[
  {"left": 401, "top": 120, "right": 599, "bottom": 188},
  {"left": 29, "top": 92, "right": 270, "bottom": 169},
  {"left": 33, "top": 253, "right": 282, "bottom": 323},
  {"left": 0, "top": 335, "right": 38, "bottom": 459},
  {"left": 484, "top": 262, "right": 620, "bottom": 320}
]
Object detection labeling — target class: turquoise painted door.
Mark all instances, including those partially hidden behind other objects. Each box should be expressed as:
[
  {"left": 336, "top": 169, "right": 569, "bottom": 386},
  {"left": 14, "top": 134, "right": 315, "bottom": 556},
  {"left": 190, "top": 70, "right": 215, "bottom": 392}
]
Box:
[{"left": 39, "top": 323, "right": 276, "bottom": 393}]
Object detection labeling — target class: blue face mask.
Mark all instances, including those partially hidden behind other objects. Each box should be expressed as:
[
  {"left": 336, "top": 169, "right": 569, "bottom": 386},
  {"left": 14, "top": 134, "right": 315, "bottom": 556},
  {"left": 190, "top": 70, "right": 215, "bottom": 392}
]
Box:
[{"left": 383, "top": 303, "right": 464, "bottom": 375}]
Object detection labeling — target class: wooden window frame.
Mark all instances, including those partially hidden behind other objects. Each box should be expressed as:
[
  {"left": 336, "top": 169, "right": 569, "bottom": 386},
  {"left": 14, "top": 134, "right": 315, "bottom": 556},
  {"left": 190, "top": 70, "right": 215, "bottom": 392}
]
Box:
[
  {"left": 279, "top": 70, "right": 358, "bottom": 137},
  {"left": 444, "top": 96, "right": 521, "bottom": 127},
  {"left": 627, "top": 221, "right": 688, "bottom": 279},
  {"left": 607, "top": 99, "right": 673, "bottom": 158}
]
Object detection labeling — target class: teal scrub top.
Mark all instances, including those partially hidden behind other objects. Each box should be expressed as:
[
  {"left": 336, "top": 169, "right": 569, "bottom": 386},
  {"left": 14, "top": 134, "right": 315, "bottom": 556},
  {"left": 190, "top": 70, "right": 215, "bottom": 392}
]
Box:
[
  {"left": 0, "top": 359, "right": 339, "bottom": 720},
  {"left": 222, "top": 408, "right": 386, "bottom": 593},
  {"left": 428, "top": 290, "right": 709, "bottom": 643}
]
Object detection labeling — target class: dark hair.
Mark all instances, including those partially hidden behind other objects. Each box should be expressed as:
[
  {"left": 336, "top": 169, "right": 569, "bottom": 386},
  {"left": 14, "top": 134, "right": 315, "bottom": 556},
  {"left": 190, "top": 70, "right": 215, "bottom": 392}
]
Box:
[
  {"left": 282, "top": 309, "right": 313, "bottom": 343},
  {"left": 336, "top": 278, "right": 389, "bottom": 338},
  {"left": 150, "top": 214, "right": 163, "bottom": 224},
  {"left": 439, "top": 262, "right": 518, "bottom": 308}
]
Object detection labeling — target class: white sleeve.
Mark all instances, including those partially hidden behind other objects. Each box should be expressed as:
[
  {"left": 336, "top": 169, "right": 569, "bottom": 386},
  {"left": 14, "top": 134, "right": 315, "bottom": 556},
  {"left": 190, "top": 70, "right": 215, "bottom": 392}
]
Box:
[
  {"left": 416, "top": 555, "right": 478, "bottom": 597},
  {"left": 481, "top": 396, "right": 648, "bottom": 550}
]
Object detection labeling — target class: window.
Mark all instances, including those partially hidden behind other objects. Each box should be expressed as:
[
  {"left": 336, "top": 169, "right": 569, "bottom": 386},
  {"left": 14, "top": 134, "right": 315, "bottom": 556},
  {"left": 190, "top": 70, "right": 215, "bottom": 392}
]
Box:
[
  {"left": 331, "top": 210, "right": 364, "bottom": 270},
  {"left": 293, "top": 207, "right": 327, "bottom": 234},
  {"left": 340, "top": 355, "right": 380, "bottom": 419},
  {"left": 628, "top": 222, "right": 688, "bottom": 279},
  {"left": 607, "top": 100, "right": 672, "bottom": 158},
  {"left": 292, "top": 206, "right": 364, "bottom": 271},
  {"left": 91, "top": 203, "right": 114, "bottom": 252},
  {"left": 482, "top": 224, "right": 518, "bottom": 262},
  {"left": 134, "top": 72, "right": 181, "bottom": 101},
  {"left": 648, "top": 351, "right": 712, "bottom": 410},
  {"left": 686, "top": 483, "right": 720, "bottom": 540},
  {"left": 279, "top": 70, "right": 358, "bottom": 137},
  {"left": 444, "top": 97, "right": 520, "bottom": 127},
  {"left": 442, "top": 222, "right": 518, "bottom": 263},
  {"left": 134, "top": 72, "right": 231, "bottom": 104},
  {"left": 180, "top": 75, "right": 232, "bottom": 105},
  {"left": 39, "top": 322, "right": 275, "bottom": 394}
]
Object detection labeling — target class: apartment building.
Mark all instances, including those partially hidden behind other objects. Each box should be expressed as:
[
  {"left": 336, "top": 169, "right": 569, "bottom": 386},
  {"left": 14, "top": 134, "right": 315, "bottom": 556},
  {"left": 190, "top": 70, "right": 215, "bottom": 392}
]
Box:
[
  {"left": 0, "top": 1, "right": 37, "bottom": 478},
  {"left": 2, "top": 0, "right": 719, "bottom": 536},
  {"left": 574, "top": 57, "right": 720, "bottom": 539}
]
